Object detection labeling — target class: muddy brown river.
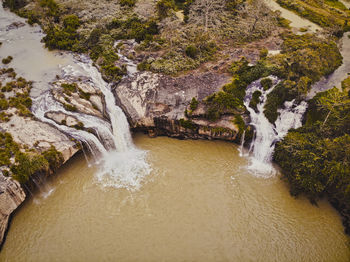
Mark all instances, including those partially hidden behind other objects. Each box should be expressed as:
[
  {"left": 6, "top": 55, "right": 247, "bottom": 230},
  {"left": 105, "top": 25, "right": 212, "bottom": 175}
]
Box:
[{"left": 1, "top": 135, "right": 349, "bottom": 261}]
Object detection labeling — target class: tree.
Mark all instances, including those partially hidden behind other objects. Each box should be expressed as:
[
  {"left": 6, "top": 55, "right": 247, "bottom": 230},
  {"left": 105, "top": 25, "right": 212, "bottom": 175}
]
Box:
[{"left": 189, "top": 0, "right": 225, "bottom": 31}]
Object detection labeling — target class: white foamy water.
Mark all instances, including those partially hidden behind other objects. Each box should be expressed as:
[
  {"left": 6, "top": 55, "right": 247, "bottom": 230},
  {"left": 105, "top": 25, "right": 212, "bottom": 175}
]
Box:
[
  {"left": 243, "top": 77, "right": 308, "bottom": 177},
  {"left": 72, "top": 57, "right": 151, "bottom": 190},
  {"left": 58, "top": 57, "right": 151, "bottom": 190}
]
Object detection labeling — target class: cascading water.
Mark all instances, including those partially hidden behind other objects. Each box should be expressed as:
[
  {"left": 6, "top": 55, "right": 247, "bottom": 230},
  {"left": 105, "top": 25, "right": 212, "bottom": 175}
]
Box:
[
  {"left": 32, "top": 91, "right": 108, "bottom": 159},
  {"left": 76, "top": 54, "right": 151, "bottom": 190},
  {"left": 243, "top": 77, "right": 308, "bottom": 177},
  {"left": 32, "top": 51, "right": 151, "bottom": 190}
]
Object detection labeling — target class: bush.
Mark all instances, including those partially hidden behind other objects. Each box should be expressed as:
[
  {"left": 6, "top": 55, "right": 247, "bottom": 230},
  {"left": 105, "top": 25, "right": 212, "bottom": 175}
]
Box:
[
  {"left": 61, "top": 83, "right": 77, "bottom": 95},
  {"left": 189, "top": 97, "right": 199, "bottom": 111},
  {"left": 249, "top": 90, "right": 262, "bottom": 112},
  {"left": 137, "top": 61, "right": 151, "bottom": 71},
  {"left": 101, "top": 64, "right": 126, "bottom": 82},
  {"left": 107, "top": 16, "right": 159, "bottom": 42},
  {"left": 63, "top": 103, "right": 77, "bottom": 112},
  {"left": 261, "top": 78, "right": 273, "bottom": 91},
  {"left": 78, "top": 88, "right": 91, "bottom": 100},
  {"left": 185, "top": 45, "right": 199, "bottom": 58},
  {"left": 156, "top": 0, "right": 175, "bottom": 18},
  {"left": 259, "top": 48, "right": 268, "bottom": 59},
  {"left": 41, "top": 145, "right": 63, "bottom": 171},
  {"left": 204, "top": 57, "right": 273, "bottom": 121},
  {"left": 119, "top": 0, "right": 136, "bottom": 7},
  {"left": 179, "top": 118, "right": 196, "bottom": 130},
  {"left": 43, "top": 15, "right": 82, "bottom": 51},
  {"left": 2, "top": 56, "right": 13, "bottom": 64}
]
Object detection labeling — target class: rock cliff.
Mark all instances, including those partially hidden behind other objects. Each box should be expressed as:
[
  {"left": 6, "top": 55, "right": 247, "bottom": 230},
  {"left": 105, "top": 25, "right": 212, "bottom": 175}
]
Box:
[
  {"left": 0, "top": 111, "right": 79, "bottom": 246},
  {"left": 0, "top": 175, "right": 26, "bottom": 246},
  {"left": 114, "top": 71, "right": 241, "bottom": 141}
]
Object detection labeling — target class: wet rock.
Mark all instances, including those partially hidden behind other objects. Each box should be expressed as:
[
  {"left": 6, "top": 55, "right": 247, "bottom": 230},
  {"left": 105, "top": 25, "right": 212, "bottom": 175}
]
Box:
[
  {"left": 45, "top": 112, "right": 80, "bottom": 127},
  {"left": 51, "top": 81, "right": 104, "bottom": 119},
  {"left": 6, "top": 22, "right": 25, "bottom": 31}
]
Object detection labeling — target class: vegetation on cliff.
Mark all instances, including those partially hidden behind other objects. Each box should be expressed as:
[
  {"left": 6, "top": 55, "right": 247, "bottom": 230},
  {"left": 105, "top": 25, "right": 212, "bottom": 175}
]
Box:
[
  {"left": 204, "top": 56, "right": 275, "bottom": 121},
  {"left": 0, "top": 63, "right": 64, "bottom": 184},
  {"left": 263, "top": 33, "right": 342, "bottom": 123},
  {"left": 274, "top": 78, "right": 350, "bottom": 233},
  {"left": 0, "top": 132, "right": 63, "bottom": 184}
]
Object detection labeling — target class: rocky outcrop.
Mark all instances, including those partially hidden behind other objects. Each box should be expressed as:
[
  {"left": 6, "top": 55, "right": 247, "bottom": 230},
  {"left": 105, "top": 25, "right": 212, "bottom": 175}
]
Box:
[
  {"left": 114, "top": 71, "right": 241, "bottom": 141},
  {"left": 0, "top": 175, "right": 26, "bottom": 247},
  {"left": 0, "top": 111, "right": 80, "bottom": 246},
  {"left": 52, "top": 80, "right": 105, "bottom": 120},
  {"left": 1, "top": 112, "right": 79, "bottom": 163}
]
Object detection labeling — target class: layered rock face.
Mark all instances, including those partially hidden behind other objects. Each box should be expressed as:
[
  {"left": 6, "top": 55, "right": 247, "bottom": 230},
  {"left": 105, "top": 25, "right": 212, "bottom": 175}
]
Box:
[
  {"left": 114, "top": 71, "right": 240, "bottom": 141},
  {"left": 1, "top": 112, "right": 79, "bottom": 163},
  {"left": 0, "top": 115, "right": 79, "bottom": 246},
  {"left": 0, "top": 175, "right": 26, "bottom": 246}
]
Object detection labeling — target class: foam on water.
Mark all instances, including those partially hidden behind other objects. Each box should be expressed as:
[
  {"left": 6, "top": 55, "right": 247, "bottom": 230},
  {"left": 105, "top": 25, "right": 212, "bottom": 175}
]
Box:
[{"left": 95, "top": 148, "right": 151, "bottom": 190}]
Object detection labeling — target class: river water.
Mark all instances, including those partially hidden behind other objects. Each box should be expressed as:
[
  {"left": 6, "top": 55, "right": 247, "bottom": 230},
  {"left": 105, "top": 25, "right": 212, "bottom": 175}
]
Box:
[
  {"left": 1, "top": 2, "right": 350, "bottom": 261},
  {"left": 1, "top": 135, "right": 350, "bottom": 261}
]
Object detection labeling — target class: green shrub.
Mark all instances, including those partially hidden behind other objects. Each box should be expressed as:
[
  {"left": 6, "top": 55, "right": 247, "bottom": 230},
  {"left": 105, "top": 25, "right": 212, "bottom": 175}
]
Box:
[
  {"left": 41, "top": 146, "right": 64, "bottom": 171},
  {"left": 185, "top": 45, "right": 199, "bottom": 58},
  {"left": 61, "top": 83, "right": 77, "bottom": 95},
  {"left": 234, "top": 114, "right": 246, "bottom": 134},
  {"left": 204, "top": 57, "right": 273, "bottom": 121},
  {"left": 107, "top": 16, "right": 158, "bottom": 43},
  {"left": 43, "top": 15, "right": 82, "bottom": 51},
  {"left": 101, "top": 64, "right": 125, "bottom": 82},
  {"left": 179, "top": 118, "right": 196, "bottom": 130},
  {"left": 156, "top": 0, "right": 175, "bottom": 18},
  {"left": 259, "top": 48, "right": 268, "bottom": 59},
  {"left": 261, "top": 78, "right": 273, "bottom": 91},
  {"left": 78, "top": 88, "right": 91, "bottom": 100},
  {"left": 2, "top": 56, "right": 13, "bottom": 64},
  {"left": 73, "top": 121, "right": 84, "bottom": 130},
  {"left": 137, "top": 61, "right": 151, "bottom": 71},
  {"left": 249, "top": 90, "right": 262, "bottom": 112},
  {"left": 63, "top": 103, "right": 77, "bottom": 112},
  {"left": 0, "top": 99, "right": 9, "bottom": 110},
  {"left": 189, "top": 97, "right": 199, "bottom": 111},
  {"left": 119, "top": 0, "right": 136, "bottom": 7}
]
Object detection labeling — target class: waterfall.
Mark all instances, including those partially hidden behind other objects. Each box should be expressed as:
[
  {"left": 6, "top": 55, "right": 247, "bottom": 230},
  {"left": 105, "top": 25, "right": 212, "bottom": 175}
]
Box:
[
  {"left": 243, "top": 77, "right": 308, "bottom": 177},
  {"left": 239, "top": 130, "right": 246, "bottom": 157},
  {"left": 32, "top": 54, "right": 151, "bottom": 190},
  {"left": 78, "top": 61, "right": 133, "bottom": 152},
  {"left": 32, "top": 91, "right": 108, "bottom": 158}
]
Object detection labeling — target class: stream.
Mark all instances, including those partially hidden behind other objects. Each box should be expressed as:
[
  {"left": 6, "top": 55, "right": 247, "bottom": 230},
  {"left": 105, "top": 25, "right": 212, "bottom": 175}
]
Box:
[{"left": 0, "top": 2, "right": 350, "bottom": 261}]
